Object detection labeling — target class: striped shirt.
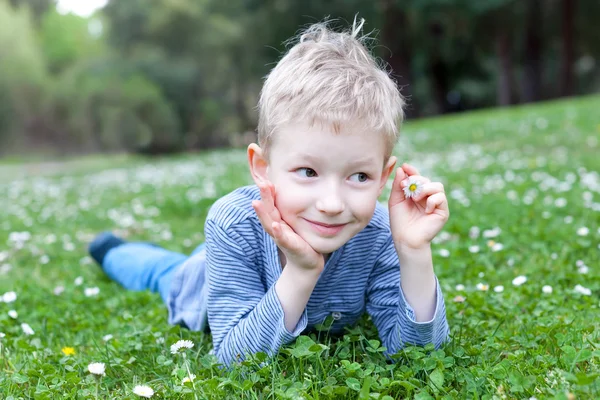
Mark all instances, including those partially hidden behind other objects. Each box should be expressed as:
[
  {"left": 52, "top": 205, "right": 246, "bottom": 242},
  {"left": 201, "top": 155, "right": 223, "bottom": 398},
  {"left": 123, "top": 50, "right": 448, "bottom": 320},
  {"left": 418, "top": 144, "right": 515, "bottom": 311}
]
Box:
[{"left": 167, "top": 185, "right": 449, "bottom": 366}]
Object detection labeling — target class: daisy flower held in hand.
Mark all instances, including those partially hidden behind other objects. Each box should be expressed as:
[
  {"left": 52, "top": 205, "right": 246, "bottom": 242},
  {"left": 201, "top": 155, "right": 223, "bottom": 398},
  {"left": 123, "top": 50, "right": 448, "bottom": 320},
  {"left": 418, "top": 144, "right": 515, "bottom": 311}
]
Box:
[
  {"left": 170, "top": 339, "right": 194, "bottom": 354},
  {"left": 403, "top": 176, "right": 422, "bottom": 199},
  {"left": 133, "top": 385, "right": 154, "bottom": 398}
]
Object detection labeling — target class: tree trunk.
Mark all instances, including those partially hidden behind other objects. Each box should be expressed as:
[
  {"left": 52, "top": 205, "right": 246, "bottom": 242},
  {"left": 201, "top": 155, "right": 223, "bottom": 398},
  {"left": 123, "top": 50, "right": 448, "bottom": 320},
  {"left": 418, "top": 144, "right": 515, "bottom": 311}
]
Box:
[
  {"left": 523, "top": 0, "right": 543, "bottom": 102},
  {"left": 495, "top": 30, "right": 514, "bottom": 106},
  {"left": 379, "top": 0, "right": 419, "bottom": 117},
  {"left": 428, "top": 22, "right": 449, "bottom": 114},
  {"left": 560, "top": 0, "right": 576, "bottom": 97}
]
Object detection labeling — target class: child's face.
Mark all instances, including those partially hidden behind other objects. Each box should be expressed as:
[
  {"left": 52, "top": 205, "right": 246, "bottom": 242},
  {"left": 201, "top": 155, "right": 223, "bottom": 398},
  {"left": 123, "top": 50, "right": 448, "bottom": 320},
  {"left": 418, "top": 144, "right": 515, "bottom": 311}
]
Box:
[{"left": 263, "top": 120, "right": 395, "bottom": 255}]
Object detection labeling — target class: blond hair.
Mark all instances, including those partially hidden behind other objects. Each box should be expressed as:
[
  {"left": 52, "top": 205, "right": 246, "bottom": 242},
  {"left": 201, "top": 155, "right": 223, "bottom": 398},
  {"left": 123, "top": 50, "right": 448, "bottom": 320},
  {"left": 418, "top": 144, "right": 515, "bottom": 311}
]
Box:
[{"left": 257, "top": 18, "right": 405, "bottom": 160}]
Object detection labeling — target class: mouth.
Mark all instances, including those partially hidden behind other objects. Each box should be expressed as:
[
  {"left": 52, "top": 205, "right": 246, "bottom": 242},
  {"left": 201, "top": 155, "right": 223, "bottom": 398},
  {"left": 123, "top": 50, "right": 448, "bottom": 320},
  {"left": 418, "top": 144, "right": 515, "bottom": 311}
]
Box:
[{"left": 303, "top": 219, "right": 348, "bottom": 236}]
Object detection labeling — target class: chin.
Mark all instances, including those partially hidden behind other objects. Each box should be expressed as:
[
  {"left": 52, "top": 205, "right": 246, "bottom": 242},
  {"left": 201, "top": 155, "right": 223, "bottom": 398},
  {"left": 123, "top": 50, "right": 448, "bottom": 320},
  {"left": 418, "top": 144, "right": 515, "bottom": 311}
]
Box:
[{"left": 305, "top": 236, "right": 348, "bottom": 255}]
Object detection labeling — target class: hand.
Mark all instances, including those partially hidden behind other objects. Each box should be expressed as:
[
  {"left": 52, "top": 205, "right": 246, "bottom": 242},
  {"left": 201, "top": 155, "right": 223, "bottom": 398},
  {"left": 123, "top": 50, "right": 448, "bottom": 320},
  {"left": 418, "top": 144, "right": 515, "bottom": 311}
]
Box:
[
  {"left": 252, "top": 181, "right": 325, "bottom": 271},
  {"left": 388, "top": 163, "right": 450, "bottom": 250}
]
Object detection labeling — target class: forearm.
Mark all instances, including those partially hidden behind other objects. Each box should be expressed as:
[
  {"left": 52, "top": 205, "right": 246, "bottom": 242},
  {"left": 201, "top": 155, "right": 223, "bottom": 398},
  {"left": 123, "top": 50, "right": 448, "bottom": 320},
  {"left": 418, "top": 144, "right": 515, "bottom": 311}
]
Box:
[
  {"left": 275, "top": 263, "right": 321, "bottom": 331},
  {"left": 395, "top": 244, "right": 437, "bottom": 322}
]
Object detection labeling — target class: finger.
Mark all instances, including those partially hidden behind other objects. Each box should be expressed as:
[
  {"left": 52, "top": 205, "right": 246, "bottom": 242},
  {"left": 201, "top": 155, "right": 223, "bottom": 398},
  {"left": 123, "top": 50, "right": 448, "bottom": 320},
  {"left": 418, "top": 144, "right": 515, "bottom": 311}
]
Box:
[
  {"left": 389, "top": 167, "right": 407, "bottom": 205},
  {"left": 402, "top": 163, "right": 421, "bottom": 176},
  {"left": 272, "top": 222, "right": 302, "bottom": 253},
  {"left": 252, "top": 200, "right": 274, "bottom": 235},
  {"left": 259, "top": 181, "right": 281, "bottom": 221},
  {"left": 425, "top": 192, "right": 449, "bottom": 215},
  {"left": 411, "top": 182, "right": 444, "bottom": 202},
  {"left": 258, "top": 182, "right": 274, "bottom": 212}
]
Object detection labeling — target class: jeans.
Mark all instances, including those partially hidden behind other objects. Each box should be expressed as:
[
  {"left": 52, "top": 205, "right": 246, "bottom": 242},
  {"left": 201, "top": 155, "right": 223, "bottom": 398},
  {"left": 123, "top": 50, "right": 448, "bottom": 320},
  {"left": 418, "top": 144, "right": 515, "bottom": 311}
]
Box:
[{"left": 103, "top": 242, "right": 206, "bottom": 303}]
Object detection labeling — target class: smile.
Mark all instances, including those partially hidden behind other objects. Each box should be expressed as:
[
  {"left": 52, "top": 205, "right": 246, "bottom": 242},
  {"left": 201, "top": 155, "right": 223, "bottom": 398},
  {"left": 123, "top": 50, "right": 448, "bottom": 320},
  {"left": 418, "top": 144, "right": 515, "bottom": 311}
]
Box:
[{"left": 303, "top": 219, "right": 347, "bottom": 236}]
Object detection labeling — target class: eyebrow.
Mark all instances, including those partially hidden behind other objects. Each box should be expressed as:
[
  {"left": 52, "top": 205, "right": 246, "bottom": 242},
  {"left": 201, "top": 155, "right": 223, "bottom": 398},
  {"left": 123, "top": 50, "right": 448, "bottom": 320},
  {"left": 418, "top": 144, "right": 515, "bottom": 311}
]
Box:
[{"left": 290, "top": 153, "right": 378, "bottom": 167}]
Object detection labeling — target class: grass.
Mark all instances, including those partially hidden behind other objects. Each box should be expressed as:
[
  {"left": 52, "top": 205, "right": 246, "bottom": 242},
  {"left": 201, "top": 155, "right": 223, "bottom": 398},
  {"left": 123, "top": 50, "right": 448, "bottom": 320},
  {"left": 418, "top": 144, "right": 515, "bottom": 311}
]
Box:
[{"left": 1, "top": 95, "right": 599, "bottom": 399}]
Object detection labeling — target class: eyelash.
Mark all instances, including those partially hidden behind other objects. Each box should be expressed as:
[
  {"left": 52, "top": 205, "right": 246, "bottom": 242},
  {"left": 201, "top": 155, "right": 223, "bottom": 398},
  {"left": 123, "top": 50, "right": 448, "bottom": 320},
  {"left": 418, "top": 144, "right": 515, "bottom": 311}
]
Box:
[{"left": 295, "top": 168, "right": 370, "bottom": 183}]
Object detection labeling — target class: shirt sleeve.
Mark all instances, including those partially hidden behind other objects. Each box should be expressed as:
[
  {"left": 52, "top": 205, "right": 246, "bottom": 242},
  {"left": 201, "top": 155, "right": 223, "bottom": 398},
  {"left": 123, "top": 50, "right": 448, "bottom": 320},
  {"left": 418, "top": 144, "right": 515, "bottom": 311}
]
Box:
[
  {"left": 205, "top": 219, "right": 308, "bottom": 366},
  {"left": 365, "top": 234, "right": 449, "bottom": 358}
]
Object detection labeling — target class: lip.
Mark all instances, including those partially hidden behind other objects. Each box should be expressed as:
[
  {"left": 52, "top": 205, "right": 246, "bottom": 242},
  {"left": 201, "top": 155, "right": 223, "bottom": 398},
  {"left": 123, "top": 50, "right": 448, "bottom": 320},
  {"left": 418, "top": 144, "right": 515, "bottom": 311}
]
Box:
[{"left": 303, "top": 218, "right": 347, "bottom": 236}]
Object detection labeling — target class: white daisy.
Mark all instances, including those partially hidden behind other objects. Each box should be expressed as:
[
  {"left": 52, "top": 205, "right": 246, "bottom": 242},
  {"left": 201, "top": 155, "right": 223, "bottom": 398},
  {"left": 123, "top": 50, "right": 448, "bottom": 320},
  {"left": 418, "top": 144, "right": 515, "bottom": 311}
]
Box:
[
  {"left": 455, "top": 284, "right": 465, "bottom": 291},
  {"left": 468, "top": 245, "right": 480, "bottom": 254},
  {"left": 21, "top": 323, "right": 34, "bottom": 335},
  {"left": 8, "top": 310, "right": 18, "bottom": 319},
  {"left": 578, "top": 265, "right": 589, "bottom": 274},
  {"left": 493, "top": 285, "right": 504, "bottom": 293},
  {"left": 170, "top": 339, "right": 194, "bottom": 354},
  {"left": 2, "top": 291, "right": 17, "bottom": 303},
  {"left": 542, "top": 285, "right": 553, "bottom": 294},
  {"left": 74, "top": 276, "right": 84, "bottom": 286},
  {"left": 133, "top": 385, "right": 154, "bottom": 398},
  {"left": 182, "top": 373, "right": 196, "bottom": 384},
  {"left": 476, "top": 283, "right": 489, "bottom": 291},
  {"left": 453, "top": 295, "right": 466, "bottom": 303},
  {"left": 402, "top": 176, "right": 422, "bottom": 199},
  {"left": 438, "top": 249, "right": 450, "bottom": 258},
  {"left": 491, "top": 243, "right": 504, "bottom": 252},
  {"left": 88, "top": 362, "right": 106, "bottom": 376},
  {"left": 53, "top": 286, "right": 65, "bottom": 295},
  {"left": 576, "top": 227, "right": 589, "bottom": 236},
  {"left": 103, "top": 334, "right": 114, "bottom": 342},
  {"left": 483, "top": 227, "right": 501, "bottom": 239},
  {"left": 574, "top": 284, "right": 591, "bottom": 296},
  {"left": 0, "top": 332, "right": 5, "bottom": 338},
  {"left": 512, "top": 275, "right": 527, "bottom": 286},
  {"left": 84, "top": 287, "right": 100, "bottom": 297}
]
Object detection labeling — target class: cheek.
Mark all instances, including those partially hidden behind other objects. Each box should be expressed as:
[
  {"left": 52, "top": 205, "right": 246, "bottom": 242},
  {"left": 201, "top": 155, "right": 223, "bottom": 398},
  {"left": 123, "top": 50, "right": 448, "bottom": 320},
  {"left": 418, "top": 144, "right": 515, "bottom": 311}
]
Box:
[
  {"left": 273, "top": 185, "right": 308, "bottom": 220},
  {"left": 348, "top": 191, "right": 378, "bottom": 220}
]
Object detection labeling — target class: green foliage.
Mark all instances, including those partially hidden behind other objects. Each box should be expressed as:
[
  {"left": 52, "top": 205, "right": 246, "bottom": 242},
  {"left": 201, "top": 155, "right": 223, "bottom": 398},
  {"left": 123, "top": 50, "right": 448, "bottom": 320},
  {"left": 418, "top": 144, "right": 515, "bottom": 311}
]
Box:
[
  {"left": 1, "top": 0, "right": 599, "bottom": 156},
  {"left": 0, "top": 1, "right": 48, "bottom": 147},
  {"left": 39, "top": 10, "right": 105, "bottom": 74},
  {"left": 52, "top": 60, "right": 182, "bottom": 152}
]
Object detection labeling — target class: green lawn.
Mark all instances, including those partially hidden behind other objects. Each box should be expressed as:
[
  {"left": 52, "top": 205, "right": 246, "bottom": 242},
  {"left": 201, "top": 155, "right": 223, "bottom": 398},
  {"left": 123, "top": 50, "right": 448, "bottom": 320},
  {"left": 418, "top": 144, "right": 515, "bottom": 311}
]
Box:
[{"left": 1, "top": 96, "right": 599, "bottom": 399}]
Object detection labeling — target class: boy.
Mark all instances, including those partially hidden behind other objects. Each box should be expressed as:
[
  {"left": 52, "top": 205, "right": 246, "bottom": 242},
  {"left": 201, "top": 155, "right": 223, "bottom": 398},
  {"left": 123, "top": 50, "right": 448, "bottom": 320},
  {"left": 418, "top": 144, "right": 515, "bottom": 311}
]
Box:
[{"left": 89, "top": 20, "right": 450, "bottom": 366}]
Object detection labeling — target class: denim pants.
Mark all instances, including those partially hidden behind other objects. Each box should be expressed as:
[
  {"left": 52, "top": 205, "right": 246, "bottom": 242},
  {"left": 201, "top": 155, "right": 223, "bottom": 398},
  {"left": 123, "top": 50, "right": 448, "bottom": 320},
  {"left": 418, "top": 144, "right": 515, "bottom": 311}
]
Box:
[{"left": 103, "top": 242, "right": 206, "bottom": 303}]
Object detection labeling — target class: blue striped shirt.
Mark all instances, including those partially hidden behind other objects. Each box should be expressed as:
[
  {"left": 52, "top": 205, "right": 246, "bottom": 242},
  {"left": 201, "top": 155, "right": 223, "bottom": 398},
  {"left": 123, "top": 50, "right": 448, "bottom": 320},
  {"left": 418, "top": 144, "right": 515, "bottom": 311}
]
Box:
[{"left": 167, "top": 185, "right": 449, "bottom": 366}]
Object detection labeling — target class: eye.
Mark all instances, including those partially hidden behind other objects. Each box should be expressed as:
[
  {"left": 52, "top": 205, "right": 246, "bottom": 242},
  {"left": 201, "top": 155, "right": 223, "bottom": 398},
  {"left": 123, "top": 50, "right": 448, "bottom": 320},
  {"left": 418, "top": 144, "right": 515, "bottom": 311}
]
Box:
[
  {"left": 296, "top": 167, "right": 317, "bottom": 178},
  {"left": 349, "top": 172, "right": 369, "bottom": 183}
]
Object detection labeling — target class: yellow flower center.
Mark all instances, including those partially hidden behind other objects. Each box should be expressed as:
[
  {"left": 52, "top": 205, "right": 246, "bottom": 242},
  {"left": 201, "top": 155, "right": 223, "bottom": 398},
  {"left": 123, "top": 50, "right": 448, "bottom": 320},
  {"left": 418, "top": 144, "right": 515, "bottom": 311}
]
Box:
[
  {"left": 62, "top": 347, "right": 76, "bottom": 356},
  {"left": 409, "top": 183, "right": 417, "bottom": 192}
]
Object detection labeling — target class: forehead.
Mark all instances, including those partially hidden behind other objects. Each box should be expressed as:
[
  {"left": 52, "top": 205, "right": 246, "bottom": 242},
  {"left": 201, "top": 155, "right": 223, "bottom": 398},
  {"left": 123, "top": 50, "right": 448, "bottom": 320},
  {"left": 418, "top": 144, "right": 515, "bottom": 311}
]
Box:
[{"left": 270, "top": 119, "right": 387, "bottom": 161}]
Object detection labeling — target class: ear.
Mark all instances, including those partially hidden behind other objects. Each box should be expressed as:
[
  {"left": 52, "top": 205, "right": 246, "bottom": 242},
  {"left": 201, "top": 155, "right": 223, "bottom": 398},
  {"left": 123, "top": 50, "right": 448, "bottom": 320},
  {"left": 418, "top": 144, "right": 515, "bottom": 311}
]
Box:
[
  {"left": 378, "top": 156, "right": 397, "bottom": 196},
  {"left": 247, "top": 143, "right": 269, "bottom": 184}
]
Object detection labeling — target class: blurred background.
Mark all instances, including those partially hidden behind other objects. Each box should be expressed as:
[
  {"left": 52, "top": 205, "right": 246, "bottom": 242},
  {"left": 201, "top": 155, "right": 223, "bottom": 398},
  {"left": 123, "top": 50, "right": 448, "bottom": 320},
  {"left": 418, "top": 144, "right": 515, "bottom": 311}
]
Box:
[{"left": 0, "top": 0, "right": 598, "bottom": 158}]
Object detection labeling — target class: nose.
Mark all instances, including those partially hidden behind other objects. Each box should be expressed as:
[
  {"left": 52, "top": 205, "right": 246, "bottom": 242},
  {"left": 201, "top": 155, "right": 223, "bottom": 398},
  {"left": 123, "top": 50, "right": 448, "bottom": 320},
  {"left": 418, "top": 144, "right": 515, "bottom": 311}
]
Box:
[{"left": 315, "top": 184, "right": 345, "bottom": 215}]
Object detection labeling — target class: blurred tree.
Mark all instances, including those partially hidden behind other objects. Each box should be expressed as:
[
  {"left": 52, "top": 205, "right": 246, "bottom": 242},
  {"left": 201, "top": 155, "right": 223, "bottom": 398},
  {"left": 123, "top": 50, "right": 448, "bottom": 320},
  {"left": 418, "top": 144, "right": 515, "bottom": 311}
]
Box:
[
  {"left": 7, "top": 0, "right": 53, "bottom": 24},
  {"left": 560, "top": 0, "right": 575, "bottom": 96},
  {"left": 0, "top": 0, "right": 598, "bottom": 156},
  {"left": 522, "top": 0, "right": 543, "bottom": 102},
  {"left": 0, "top": 1, "right": 50, "bottom": 152},
  {"left": 39, "top": 10, "right": 106, "bottom": 74}
]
